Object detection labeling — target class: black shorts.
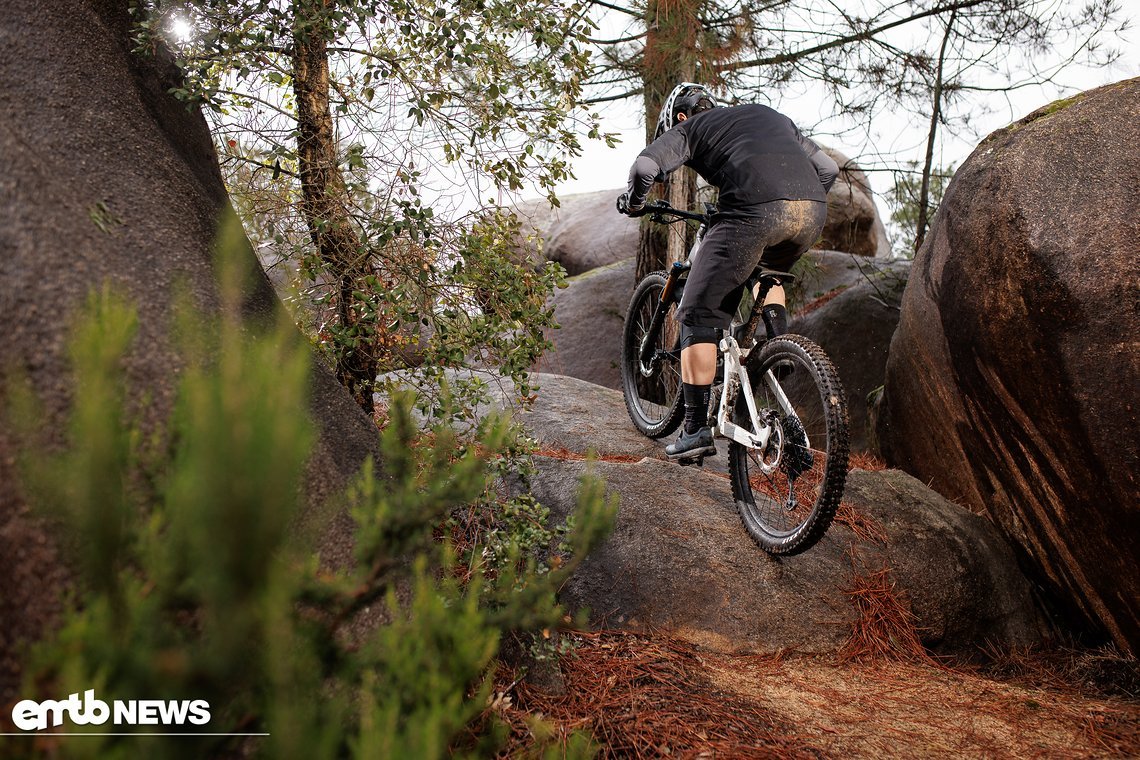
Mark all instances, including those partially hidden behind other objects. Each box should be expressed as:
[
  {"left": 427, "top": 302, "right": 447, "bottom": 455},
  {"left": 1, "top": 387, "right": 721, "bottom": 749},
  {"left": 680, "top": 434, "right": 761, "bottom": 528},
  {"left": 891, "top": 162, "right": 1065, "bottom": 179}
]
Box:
[{"left": 677, "top": 199, "right": 827, "bottom": 329}]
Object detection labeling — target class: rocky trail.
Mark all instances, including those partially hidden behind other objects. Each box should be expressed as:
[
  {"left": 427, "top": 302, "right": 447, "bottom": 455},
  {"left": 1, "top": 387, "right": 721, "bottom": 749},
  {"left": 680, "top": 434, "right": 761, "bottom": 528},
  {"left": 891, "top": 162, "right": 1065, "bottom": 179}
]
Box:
[
  {"left": 442, "top": 368, "right": 1139, "bottom": 757},
  {"left": 478, "top": 375, "right": 1140, "bottom": 757}
]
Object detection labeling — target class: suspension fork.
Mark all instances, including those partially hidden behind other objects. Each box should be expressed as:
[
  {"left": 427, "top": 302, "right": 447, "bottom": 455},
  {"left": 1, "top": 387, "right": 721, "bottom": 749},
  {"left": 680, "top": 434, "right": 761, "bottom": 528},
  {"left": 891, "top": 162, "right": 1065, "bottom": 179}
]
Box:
[{"left": 638, "top": 260, "right": 689, "bottom": 366}]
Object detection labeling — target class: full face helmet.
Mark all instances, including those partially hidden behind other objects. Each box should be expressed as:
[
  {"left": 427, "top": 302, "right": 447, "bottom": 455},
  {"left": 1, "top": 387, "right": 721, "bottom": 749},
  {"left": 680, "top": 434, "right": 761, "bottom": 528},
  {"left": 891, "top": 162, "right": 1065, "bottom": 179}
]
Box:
[{"left": 653, "top": 82, "right": 718, "bottom": 140}]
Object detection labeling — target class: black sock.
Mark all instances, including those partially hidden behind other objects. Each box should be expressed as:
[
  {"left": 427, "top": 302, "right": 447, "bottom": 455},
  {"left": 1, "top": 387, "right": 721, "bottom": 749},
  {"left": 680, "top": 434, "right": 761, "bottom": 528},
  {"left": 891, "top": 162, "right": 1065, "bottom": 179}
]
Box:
[
  {"left": 761, "top": 304, "right": 788, "bottom": 339},
  {"left": 682, "top": 382, "right": 711, "bottom": 434}
]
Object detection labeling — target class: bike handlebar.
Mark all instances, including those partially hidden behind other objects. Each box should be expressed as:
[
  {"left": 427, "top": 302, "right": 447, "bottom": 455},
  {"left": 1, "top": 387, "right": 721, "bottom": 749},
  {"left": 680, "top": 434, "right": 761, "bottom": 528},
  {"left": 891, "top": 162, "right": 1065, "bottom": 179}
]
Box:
[{"left": 633, "top": 200, "right": 710, "bottom": 225}]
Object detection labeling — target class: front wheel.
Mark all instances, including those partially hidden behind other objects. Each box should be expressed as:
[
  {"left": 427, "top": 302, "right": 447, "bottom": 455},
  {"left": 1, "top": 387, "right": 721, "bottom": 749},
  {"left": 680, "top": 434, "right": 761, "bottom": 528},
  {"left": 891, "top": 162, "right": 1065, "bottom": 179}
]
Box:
[
  {"left": 621, "top": 271, "right": 684, "bottom": 438},
  {"left": 728, "top": 335, "right": 849, "bottom": 555}
]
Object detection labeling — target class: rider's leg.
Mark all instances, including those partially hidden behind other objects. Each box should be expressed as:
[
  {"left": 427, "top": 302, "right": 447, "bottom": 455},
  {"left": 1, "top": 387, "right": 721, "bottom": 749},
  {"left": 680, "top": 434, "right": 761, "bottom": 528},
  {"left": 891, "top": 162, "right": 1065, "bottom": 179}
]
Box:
[
  {"left": 762, "top": 283, "right": 785, "bottom": 308},
  {"left": 754, "top": 199, "right": 828, "bottom": 340},
  {"left": 760, "top": 284, "right": 789, "bottom": 339},
  {"left": 670, "top": 216, "right": 768, "bottom": 459},
  {"left": 678, "top": 325, "right": 718, "bottom": 435},
  {"left": 680, "top": 343, "right": 716, "bottom": 385},
  {"left": 668, "top": 326, "right": 719, "bottom": 459}
]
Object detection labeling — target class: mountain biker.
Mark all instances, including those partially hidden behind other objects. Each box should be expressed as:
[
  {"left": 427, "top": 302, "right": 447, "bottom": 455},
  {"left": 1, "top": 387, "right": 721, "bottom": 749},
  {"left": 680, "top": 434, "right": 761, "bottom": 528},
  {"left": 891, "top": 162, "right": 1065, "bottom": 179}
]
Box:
[{"left": 617, "top": 83, "right": 839, "bottom": 461}]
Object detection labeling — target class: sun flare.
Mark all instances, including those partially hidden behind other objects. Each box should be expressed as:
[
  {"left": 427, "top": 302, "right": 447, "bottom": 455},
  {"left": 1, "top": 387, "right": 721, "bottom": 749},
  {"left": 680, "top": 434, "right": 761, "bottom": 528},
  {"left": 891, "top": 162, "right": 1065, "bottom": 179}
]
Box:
[{"left": 169, "top": 14, "right": 194, "bottom": 44}]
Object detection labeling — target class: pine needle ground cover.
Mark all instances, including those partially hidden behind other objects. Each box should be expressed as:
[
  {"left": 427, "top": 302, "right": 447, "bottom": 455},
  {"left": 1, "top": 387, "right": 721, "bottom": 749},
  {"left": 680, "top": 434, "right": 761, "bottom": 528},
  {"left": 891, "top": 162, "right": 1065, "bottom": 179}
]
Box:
[
  {"left": 494, "top": 631, "right": 1140, "bottom": 758},
  {"left": 487, "top": 447, "right": 1139, "bottom": 758}
]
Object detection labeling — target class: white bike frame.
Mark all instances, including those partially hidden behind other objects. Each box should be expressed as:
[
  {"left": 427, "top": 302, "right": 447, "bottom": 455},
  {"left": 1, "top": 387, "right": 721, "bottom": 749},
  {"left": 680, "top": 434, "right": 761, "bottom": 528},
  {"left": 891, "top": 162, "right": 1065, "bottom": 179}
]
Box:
[{"left": 685, "top": 223, "right": 806, "bottom": 476}]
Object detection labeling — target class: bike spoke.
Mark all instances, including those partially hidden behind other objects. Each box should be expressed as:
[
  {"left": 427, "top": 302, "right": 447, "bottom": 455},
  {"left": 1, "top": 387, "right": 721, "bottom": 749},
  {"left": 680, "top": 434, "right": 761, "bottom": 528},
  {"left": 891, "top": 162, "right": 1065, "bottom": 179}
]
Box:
[
  {"left": 728, "top": 335, "right": 848, "bottom": 554},
  {"left": 745, "top": 447, "right": 829, "bottom": 534},
  {"left": 622, "top": 272, "right": 685, "bottom": 436}
]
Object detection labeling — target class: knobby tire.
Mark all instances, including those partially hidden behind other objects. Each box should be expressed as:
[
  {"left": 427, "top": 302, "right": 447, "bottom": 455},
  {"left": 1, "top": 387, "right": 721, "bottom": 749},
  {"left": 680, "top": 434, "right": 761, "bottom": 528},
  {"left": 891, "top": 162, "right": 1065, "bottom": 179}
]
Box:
[
  {"left": 620, "top": 271, "right": 685, "bottom": 438},
  {"left": 728, "top": 334, "right": 849, "bottom": 555}
]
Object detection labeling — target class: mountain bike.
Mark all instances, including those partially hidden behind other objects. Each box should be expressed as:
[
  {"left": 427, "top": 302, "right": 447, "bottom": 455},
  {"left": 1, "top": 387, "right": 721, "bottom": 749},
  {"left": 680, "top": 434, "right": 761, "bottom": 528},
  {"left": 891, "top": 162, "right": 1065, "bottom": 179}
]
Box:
[{"left": 620, "top": 200, "right": 849, "bottom": 555}]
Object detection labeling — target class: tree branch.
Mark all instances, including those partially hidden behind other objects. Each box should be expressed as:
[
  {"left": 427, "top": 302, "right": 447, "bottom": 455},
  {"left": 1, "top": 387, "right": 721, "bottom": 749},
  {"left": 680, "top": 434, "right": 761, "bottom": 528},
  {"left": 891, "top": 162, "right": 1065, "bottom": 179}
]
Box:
[
  {"left": 588, "top": 30, "right": 649, "bottom": 44},
  {"left": 219, "top": 153, "right": 299, "bottom": 178},
  {"left": 588, "top": 0, "right": 643, "bottom": 18},
  {"left": 582, "top": 88, "right": 644, "bottom": 104},
  {"left": 714, "top": 0, "right": 991, "bottom": 73},
  {"left": 915, "top": 9, "right": 956, "bottom": 251}
]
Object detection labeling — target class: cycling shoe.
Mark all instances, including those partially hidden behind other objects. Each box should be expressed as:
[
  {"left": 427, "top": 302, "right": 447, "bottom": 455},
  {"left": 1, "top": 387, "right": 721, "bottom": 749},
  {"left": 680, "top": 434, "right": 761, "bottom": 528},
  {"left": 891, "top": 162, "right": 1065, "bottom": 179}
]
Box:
[{"left": 666, "top": 426, "right": 717, "bottom": 462}]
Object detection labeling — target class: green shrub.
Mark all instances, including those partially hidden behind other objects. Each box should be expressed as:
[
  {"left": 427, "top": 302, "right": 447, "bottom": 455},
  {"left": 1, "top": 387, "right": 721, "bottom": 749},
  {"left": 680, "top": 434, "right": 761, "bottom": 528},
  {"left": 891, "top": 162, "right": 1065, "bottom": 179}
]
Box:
[{"left": 6, "top": 251, "right": 612, "bottom": 758}]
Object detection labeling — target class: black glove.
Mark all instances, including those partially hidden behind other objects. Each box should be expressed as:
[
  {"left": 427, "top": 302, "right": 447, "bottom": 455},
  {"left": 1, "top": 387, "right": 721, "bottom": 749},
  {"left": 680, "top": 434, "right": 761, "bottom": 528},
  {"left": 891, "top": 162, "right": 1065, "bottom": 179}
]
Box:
[{"left": 616, "top": 192, "right": 644, "bottom": 216}]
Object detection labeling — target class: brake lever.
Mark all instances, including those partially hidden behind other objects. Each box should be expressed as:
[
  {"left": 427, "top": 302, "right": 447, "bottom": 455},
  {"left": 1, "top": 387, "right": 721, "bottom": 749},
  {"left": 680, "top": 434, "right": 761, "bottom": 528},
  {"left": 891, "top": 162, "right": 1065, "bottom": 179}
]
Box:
[{"left": 644, "top": 200, "right": 673, "bottom": 223}]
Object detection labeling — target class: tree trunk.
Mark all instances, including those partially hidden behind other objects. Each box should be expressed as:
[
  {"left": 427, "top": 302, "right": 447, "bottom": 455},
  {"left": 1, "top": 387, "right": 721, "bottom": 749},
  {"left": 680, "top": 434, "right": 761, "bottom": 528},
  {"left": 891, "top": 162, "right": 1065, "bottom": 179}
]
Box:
[
  {"left": 635, "top": 0, "right": 700, "bottom": 281},
  {"left": 292, "top": 0, "right": 377, "bottom": 414}
]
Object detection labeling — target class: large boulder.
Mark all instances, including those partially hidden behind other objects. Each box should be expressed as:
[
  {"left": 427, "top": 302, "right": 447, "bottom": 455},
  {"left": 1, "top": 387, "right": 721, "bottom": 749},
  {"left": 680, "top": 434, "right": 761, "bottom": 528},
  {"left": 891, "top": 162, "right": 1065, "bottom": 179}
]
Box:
[
  {"left": 791, "top": 260, "right": 910, "bottom": 452},
  {"left": 877, "top": 79, "right": 1140, "bottom": 654},
  {"left": 534, "top": 259, "right": 633, "bottom": 389},
  {"left": 486, "top": 372, "right": 1047, "bottom": 654},
  {"left": 0, "top": 0, "right": 377, "bottom": 702},
  {"left": 820, "top": 148, "right": 892, "bottom": 259},
  {"left": 514, "top": 191, "right": 640, "bottom": 276},
  {"left": 516, "top": 453, "right": 1047, "bottom": 655},
  {"left": 517, "top": 150, "right": 889, "bottom": 276}
]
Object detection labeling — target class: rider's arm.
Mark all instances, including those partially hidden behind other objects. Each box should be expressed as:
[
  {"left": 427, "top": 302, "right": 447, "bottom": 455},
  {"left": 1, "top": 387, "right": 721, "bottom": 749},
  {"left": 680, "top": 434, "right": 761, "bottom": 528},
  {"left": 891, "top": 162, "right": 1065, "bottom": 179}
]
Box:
[
  {"left": 793, "top": 127, "right": 839, "bottom": 194},
  {"left": 626, "top": 128, "right": 691, "bottom": 209}
]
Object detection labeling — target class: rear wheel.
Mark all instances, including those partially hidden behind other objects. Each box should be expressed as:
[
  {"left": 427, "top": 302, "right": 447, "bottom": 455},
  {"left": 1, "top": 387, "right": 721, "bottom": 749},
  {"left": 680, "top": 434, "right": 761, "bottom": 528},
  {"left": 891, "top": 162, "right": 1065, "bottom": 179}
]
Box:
[
  {"left": 728, "top": 335, "right": 849, "bottom": 555},
  {"left": 620, "top": 271, "right": 684, "bottom": 438}
]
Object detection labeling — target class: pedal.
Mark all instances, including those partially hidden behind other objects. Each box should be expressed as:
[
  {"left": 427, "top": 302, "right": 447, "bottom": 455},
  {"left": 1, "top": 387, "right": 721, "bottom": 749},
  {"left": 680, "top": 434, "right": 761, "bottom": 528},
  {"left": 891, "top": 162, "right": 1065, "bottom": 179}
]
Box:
[{"left": 674, "top": 446, "right": 716, "bottom": 466}]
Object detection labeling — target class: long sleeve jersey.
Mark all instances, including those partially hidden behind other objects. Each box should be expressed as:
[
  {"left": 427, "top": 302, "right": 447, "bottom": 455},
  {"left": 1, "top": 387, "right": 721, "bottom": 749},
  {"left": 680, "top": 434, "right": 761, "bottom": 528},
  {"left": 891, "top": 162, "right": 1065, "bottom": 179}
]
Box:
[{"left": 626, "top": 103, "right": 839, "bottom": 216}]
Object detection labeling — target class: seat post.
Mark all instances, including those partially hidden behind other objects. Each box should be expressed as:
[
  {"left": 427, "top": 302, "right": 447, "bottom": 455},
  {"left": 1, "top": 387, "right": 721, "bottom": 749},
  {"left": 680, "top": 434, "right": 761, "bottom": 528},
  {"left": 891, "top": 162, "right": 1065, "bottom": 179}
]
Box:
[{"left": 738, "top": 269, "right": 797, "bottom": 348}]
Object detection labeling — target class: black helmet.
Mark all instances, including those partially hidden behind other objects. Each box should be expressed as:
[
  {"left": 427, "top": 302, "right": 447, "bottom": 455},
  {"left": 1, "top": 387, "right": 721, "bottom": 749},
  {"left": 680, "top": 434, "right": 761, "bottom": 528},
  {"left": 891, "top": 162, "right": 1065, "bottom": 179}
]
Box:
[{"left": 654, "top": 82, "right": 718, "bottom": 140}]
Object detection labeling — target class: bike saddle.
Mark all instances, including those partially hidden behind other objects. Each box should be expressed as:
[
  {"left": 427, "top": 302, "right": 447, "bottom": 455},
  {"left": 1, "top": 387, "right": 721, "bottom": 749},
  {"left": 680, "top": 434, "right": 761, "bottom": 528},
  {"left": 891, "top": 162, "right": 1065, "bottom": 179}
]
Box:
[{"left": 753, "top": 267, "right": 796, "bottom": 286}]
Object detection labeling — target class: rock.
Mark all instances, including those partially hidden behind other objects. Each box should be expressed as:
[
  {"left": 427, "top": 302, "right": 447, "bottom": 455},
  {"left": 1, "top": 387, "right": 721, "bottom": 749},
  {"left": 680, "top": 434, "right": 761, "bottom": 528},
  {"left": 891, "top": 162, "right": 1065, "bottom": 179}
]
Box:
[
  {"left": 877, "top": 79, "right": 1140, "bottom": 654},
  {"left": 534, "top": 259, "right": 633, "bottom": 390},
  {"left": 791, "top": 260, "right": 910, "bottom": 452},
  {"left": 515, "top": 191, "right": 641, "bottom": 275},
  {"left": 793, "top": 249, "right": 891, "bottom": 306},
  {"left": 473, "top": 370, "right": 1047, "bottom": 654},
  {"left": 0, "top": 0, "right": 378, "bottom": 702},
  {"left": 820, "top": 148, "right": 892, "bottom": 259},
  {"left": 476, "top": 371, "right": 671, "bottom": 462},
  {"left": 516, "top": 150, "right": 889, "bottom": 277},
  {"left": 382, "top": 363, "right": 1046, "bottom": 655},
  {"left": 518, "top": 457, "right": 1047, "bottom": 655},
  {"left": 842, "top": 469, "right": 1047, "bottom": 652},
  {"left": 533, "top": 249, "right": 900, "bottom": 394}
]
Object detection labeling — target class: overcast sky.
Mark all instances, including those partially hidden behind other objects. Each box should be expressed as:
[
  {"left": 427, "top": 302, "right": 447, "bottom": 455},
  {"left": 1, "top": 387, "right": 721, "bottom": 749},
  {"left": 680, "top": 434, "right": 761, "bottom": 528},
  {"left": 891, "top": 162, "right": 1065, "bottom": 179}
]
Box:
[{"left": 550, "top": 3, "right": 1140, "bottom": 222}]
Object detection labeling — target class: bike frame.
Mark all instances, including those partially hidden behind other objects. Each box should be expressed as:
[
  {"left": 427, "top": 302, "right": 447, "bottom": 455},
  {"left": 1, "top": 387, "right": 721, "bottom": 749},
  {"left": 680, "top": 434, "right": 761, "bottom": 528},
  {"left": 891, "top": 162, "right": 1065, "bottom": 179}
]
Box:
[
  {"left": 713, "top": 336, "right": 802, "bottom": 476},
  {"left": 635, "top": 201, "right": 800, "bottom": 474}
]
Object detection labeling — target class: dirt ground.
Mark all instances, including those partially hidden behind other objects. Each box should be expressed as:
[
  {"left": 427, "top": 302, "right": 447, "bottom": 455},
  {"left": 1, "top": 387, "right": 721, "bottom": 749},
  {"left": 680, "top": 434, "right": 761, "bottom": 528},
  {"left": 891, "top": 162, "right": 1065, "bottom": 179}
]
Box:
[
  {"left": 495, "top": 631, "right": 1140, "bottom": 758},
  {"left": 705, "top": 656, "right": 1136, "bottom": 758}
]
